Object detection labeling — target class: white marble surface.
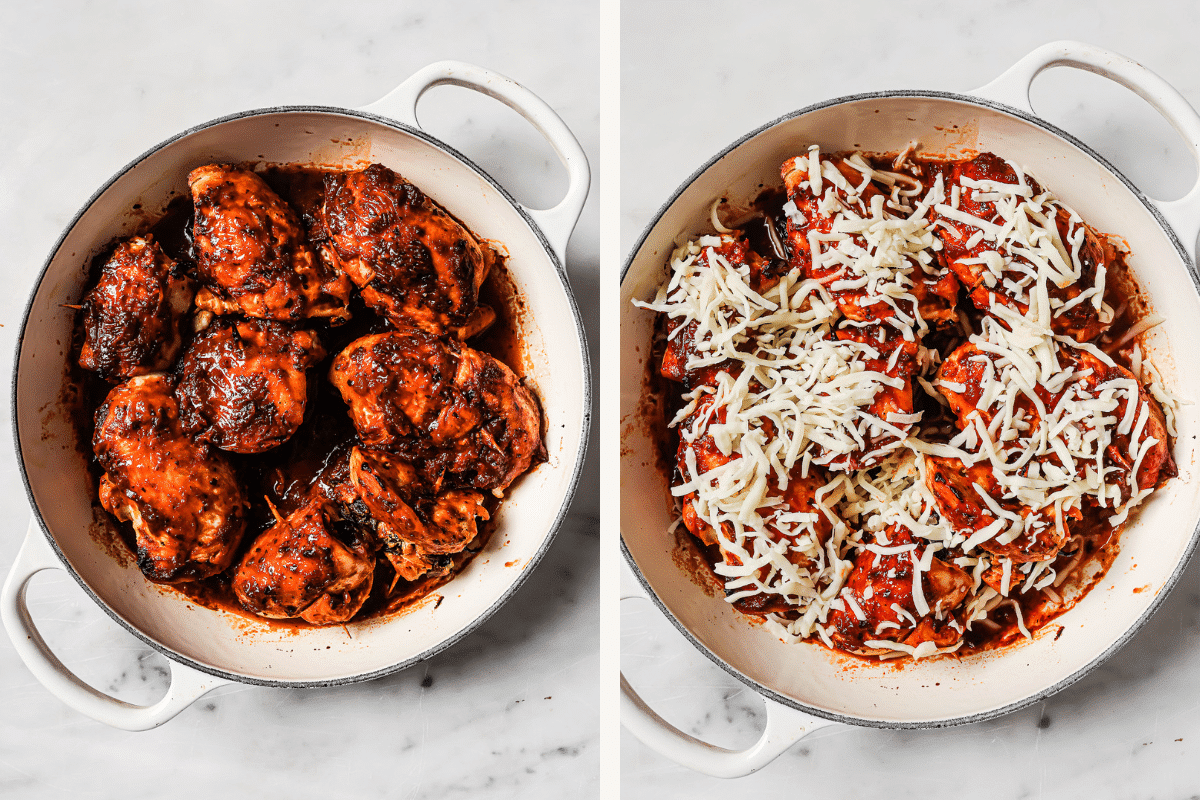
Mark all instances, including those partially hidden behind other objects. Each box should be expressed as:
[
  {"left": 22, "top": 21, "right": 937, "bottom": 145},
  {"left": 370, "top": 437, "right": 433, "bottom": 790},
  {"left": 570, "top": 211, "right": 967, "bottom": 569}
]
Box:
[
  {"left": 622, "top": 1, "right": 1200, "bottom": 796},
  {"left": 0, "top": 2, "right": 598, "bottom": 798}
]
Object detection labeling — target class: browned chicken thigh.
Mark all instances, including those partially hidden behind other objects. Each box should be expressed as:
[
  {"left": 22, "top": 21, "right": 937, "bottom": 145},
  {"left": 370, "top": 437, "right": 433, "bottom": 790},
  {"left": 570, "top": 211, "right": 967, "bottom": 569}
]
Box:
[
  {"left": 189, "top": 164, "right": 352, "bottom": 322},
  {"left": 78, "top": 235, "right": 194, "bottom": 381},
  {"left": 93, "top": 373, "right": 247, "bottom": 582},
  {"left": 329, "top": 330, "right": 544, "bottom": 492},
  {"left": 318, "top": 164, "right": 495, "bottom": 336},
  {"left": 349, "top": 446, "right": 487, "bottom": 584},
  {"left": 312, "top": 447, "right": 457, "bottom": 587},
  {"left": 231, "top": 499, "right": 374, "bottom": 624},
  {"left": 176, "top": 318, "right": 325, "bottom": 454}
]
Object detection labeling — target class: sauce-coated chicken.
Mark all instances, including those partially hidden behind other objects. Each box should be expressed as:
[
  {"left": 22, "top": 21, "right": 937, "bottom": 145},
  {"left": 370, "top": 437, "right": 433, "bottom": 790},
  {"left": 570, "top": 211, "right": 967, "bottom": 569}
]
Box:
[
  {"left": 189, "top": 164, "right": 352, "bottom": 322},
  {"left": 176, "top": 318, "right": 325, "bottom": 454},
  {"left": 314, "top": 446, "right": 457, "bottom": 587},
  {"left": 93, "top": 374, "right": 247, "bottom": 582},
  {"left": 318, "top": 164, "right": 495, "bottom": 336},
  {"left": 329, "top": 330, "right": 544, "bottom": 492},
  {"left": 350, "top": 446, "right": 487, "bottom": 555},
  {"left": 826, "top": 524, "right": 972, "bottom": 651},
  {"left": 349, "top": 446, "right": 486, "bottom": 586},
  {"left": 79, "top": 235, "right": 194, "bottom": 381},
  {"left": 232, "top": 499, "right": 374, "bottom": 624},
  {"left": 926, "top": 153, "right": 1113, "bottom": 342}
]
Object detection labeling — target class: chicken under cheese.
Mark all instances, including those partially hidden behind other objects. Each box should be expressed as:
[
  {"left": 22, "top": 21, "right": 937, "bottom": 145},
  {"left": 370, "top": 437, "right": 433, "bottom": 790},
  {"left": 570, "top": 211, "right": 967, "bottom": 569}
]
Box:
[{"left": 637, "top": 145, "right": 1180, "bottom": 660}]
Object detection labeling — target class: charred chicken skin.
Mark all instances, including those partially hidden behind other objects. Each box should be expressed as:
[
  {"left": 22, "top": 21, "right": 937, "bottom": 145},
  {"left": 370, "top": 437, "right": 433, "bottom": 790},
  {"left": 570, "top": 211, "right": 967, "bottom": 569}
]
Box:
[
  {"left": 329, "top": 330, "right": 544, "bottom": 492},
  {"left": 176, "top": 318, "right": 326, "bottom": 454},
  {"left": 189, "top": 164, "right": 352, "bottom": 322},
  {"left": 314, "top": 446, "right": 455, "bottom": 587},
  {"left": 93, "top": 374, "right": 247, "bottom": 582},
  {"left": 232, "top": 499, "right": 374, "bottom": 624},
  {"left": 78, "top": 235, "right": 194, "bottom": 381},
  {"left": 318, "top": 164, "right": 495, "bottom": 337},
  {"left": 348, "top": 446, "right": 486, "bottom": 586},
  {"left": 349, "top": 446, "right": 487, "bottom": 555}
]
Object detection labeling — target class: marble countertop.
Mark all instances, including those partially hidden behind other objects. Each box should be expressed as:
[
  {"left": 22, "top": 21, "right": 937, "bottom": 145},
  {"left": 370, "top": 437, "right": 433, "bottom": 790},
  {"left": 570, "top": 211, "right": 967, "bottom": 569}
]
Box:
[
  {"left": 0, "top": 2, "right": 598, "bottom": 798},
  {"left": 622, "top": 1, "right": 1200, "bottom": 796}
]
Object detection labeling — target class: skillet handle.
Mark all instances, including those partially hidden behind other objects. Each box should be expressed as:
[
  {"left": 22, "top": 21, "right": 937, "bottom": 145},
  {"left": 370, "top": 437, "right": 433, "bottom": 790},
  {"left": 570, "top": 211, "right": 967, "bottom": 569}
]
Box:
[
  {"left": 971, "top": 40, "right": 1200, "bottom": 259},
  {"left": 620, "top": 568, "right": 835, "bottom": 777},
  {"left": 0, "top": 519, "right": 232, "bottom": 731},
  {"left": 361, "top": 60, "right": 591, "bottom": 266}
]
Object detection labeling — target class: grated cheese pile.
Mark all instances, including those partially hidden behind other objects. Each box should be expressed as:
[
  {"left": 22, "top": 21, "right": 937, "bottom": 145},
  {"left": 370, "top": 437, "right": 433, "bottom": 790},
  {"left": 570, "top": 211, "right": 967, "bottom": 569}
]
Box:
[
  {"left": 636, "top": 235, "right": 914, "bottom": 471},
  {"left": 637, "top": 146, "right": 1182, "bottom": 660}
]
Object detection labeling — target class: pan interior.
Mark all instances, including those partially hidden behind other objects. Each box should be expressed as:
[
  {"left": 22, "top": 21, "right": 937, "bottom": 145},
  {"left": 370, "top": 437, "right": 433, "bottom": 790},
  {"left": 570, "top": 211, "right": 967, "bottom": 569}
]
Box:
[
  {"left": 620, "top": 93, "right": 1200, "bottom": 725},
  {"left": 16, "top": 109, "right": 587, "bottom": 684}
]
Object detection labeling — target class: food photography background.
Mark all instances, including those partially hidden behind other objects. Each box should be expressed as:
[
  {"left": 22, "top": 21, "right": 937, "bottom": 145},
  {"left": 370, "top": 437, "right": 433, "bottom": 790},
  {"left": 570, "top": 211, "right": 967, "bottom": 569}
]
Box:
[
  {"left": 0, "top": 1, "right": 598, "bottom": 798},
  {"left": 621, "top": 0, "right": 1200, "bottom": 796}
]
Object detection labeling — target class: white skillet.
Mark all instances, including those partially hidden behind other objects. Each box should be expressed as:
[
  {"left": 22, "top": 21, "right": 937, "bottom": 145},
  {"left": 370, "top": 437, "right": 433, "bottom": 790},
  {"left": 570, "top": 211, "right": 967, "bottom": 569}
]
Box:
[
  {"left": 3, "top": 60, "right": 591, "bottom": 731},
  {"left": 621, "top": 41, "right": 1200, "bottom": 777}
]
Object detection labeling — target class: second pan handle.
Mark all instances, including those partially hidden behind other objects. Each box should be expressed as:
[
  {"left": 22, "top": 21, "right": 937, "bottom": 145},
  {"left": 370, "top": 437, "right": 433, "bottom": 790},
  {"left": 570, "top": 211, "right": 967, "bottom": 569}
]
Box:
[
  {"left": 620, "top": 566, "right": 836, "bottom": 777},
  {"left": 361, "top": 60, "right": 591, "bottom": 267},
  {"left": 971, "top": 40, "right": 1200, "bottom": 259}
]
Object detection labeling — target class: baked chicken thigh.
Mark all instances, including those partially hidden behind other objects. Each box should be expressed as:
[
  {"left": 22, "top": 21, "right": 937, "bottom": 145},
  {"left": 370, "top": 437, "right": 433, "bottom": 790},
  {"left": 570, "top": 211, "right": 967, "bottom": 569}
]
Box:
[
  {"left": 329, "top": 329, "right": 543, "bottom": 492},
  {"left": 826, "top": 524, "right": 972, "bottom": 651},
  {"left": 78, "top": 235, "right": 193, "bottom": 381},
  {"left": 313, "top": 446, "right": 471, "bottom": 588},
  {"left": 176, "top": 318, "right": 325, "bottom": 454},
  {"left": 93, "top": 373, "right": 247, "bottom": 582},
  {"left": 189, "top": 164, "right": 352, "bottom": 322},
  {"left": 318, "top": 164, "right": 495, "bottom": 337},
  {"left": 349, "top": 446, "right": 488, "bottom": 555},
  {"left": 232, "top": 499, "right": 374, "bottom": 624}
]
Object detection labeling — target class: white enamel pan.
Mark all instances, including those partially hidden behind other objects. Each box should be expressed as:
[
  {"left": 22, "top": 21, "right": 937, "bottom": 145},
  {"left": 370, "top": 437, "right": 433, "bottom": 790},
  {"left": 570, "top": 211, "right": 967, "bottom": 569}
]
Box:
[
  {"left": 621, "top": 41, "right": 1200, "bottom": 777},
  {"left": 4, "top": 61, "right": 591, "bottom": 731}
]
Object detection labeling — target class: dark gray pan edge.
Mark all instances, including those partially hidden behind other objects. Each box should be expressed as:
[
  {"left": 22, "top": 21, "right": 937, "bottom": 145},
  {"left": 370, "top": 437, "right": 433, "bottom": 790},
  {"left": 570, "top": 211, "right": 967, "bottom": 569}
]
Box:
[
  {"left": 620, "top": 88, "right": 1200, "bottom": 730},
  {"left": 12, "top": 105, "right": 593, "bottom": 689}
]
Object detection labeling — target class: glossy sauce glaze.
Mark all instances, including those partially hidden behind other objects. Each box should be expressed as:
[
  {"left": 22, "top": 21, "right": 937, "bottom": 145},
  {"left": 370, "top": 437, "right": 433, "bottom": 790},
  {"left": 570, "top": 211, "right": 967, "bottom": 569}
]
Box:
[{"left": 74, "top": 165, "right": 531, "bottom": 628}]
